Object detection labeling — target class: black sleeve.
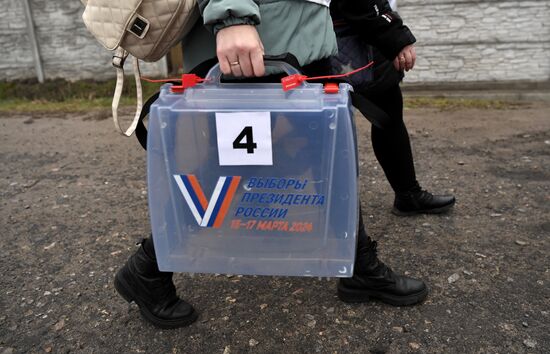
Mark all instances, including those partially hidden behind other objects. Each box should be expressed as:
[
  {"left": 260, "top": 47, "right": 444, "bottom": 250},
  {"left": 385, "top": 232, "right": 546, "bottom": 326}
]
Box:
[{"left": 333, "top": 0, "right": 416, "bottom": 61}]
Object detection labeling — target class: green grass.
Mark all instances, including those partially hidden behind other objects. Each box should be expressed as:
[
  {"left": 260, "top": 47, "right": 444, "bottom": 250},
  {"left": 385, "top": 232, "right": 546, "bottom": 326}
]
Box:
[
  {"left": 404, "top": 96, "right": 525, "bottom": 110},
  {"left": 1, "top": 98, "right": 137, "bottom": 113},
  {"left": 0, "top": 79, "right": 526, "bottom": 113},
  {"left": 0, "top": 78, "right": 160, "bottom": 101},
  {"left": 0, "top": 78, "right": 160, "bottom": 113}
]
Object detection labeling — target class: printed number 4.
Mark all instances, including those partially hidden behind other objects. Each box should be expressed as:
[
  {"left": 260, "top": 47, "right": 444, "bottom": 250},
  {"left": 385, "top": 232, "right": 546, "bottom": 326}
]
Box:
[{"left": 232, "top": 126, "right": 257, "bottom": 154}]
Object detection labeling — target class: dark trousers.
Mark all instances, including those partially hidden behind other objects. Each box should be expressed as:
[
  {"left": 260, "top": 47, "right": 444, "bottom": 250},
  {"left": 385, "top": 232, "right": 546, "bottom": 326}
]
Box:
[
  {"left": 367, "top": 84, "right": 418, "bottom": 194},
  {"left": 356, "top": 45, "right": 419, "bottom": 195}
]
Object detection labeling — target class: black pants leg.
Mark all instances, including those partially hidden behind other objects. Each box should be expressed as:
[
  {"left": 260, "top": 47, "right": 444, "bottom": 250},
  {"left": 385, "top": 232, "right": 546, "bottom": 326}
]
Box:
[{"left": 367, "top": 84, "right": 418, "bottom": 194}]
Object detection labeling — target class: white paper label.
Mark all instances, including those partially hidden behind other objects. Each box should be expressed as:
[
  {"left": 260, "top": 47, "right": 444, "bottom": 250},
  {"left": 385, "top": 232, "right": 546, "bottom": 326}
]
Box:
[{"left": 215, "top": 112, "right": 273, "bottom": 166}]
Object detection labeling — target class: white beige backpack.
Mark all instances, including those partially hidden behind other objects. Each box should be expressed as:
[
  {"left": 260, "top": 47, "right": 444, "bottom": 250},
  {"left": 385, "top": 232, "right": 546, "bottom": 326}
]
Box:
[{"left": 81, "top": 0, "right": 198, "bottom": 136}]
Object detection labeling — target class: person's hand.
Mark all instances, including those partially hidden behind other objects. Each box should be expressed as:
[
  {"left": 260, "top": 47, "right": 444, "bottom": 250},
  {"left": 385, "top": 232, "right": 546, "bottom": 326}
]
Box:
[
  {"left": 216, "top": 25, "right": 265, "bottom": 77},
  {"left": 393, "top": 44, "right": 416, "bottom": 72}
]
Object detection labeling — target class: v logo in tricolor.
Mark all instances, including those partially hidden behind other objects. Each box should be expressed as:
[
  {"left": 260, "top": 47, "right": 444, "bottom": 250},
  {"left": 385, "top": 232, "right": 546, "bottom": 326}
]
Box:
[{"left": 173, "top": 175, "right": 241, "bottom": 228}]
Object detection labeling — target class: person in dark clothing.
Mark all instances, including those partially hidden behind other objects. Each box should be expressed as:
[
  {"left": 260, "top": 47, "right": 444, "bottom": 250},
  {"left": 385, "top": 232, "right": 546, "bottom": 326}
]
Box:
[{"left": 331, "top": 0, "right": 456, "bottom": 216}]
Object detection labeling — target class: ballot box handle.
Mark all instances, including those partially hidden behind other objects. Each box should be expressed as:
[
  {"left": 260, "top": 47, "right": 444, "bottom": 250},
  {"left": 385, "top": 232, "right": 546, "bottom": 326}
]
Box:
[{"left": 204, "top": 54, "right": 307, "bottom": 87}]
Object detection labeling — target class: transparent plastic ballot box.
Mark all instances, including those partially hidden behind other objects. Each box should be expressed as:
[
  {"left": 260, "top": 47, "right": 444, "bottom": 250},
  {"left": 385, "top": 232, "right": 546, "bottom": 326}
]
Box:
[{"left": 147, "top": 61, "right": 359, "bottom": 277}]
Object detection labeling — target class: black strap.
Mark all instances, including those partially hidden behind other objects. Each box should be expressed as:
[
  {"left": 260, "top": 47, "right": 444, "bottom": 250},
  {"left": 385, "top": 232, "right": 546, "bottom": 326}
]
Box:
[
  {"left": 135, "top": 58, "right": 219, "bottom": 150},
  {"left": 135, "top": 91, "right": 160, "bottom": 150},
  {"left": 350, "top": 91, "right": 391, "bottom": 130},
  {"left": 264, "top": 53, "right": 301, "bottom": 69}
]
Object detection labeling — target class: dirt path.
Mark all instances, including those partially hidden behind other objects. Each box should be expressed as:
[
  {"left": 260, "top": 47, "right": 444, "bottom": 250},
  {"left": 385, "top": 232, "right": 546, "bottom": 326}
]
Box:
[{"left": 1, "top": 101, "right": 549, "bottom": 353}]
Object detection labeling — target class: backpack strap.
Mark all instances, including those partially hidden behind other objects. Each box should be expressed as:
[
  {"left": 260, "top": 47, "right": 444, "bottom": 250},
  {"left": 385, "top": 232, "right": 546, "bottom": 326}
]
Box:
[
  {"left": 112, "top": 48, "right": 144, "bottom": 137},
  {"left": 349, "top": 91, "right": 391, "bottom": 130},
  {"left": 135, "top": 91, "right": 161, "bottom": 150},
  {"left": 135, "top": 57, "right": 219, "bottom": 150}
]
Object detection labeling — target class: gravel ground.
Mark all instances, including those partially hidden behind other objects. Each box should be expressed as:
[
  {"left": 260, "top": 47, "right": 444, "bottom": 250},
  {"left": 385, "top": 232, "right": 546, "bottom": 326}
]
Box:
[{"left": 1, "top": 100, "right": 549, "bottom": 353}]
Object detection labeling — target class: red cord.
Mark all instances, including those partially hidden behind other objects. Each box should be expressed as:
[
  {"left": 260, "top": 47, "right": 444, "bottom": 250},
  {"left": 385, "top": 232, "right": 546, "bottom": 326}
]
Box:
[
  {"left": 281, "top": 61, "right": 374, "bottom": 91},
  {"left": 141, "top": 77, "right": 183, "bottom": 83},
  {"left": 141, "top": 74, "right": 207, "bottom": 93},
  {"left": 307, "top": 61, "right": 374, "bottom": 81},
  {"left": 142, "top": 61, "right": 374, "bottom": 93}
]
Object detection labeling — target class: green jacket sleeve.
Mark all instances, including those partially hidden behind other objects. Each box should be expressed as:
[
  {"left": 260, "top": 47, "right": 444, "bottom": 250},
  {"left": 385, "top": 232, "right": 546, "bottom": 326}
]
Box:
[{"left": 198, "top": 0, "right": 261, "bottom": 35}]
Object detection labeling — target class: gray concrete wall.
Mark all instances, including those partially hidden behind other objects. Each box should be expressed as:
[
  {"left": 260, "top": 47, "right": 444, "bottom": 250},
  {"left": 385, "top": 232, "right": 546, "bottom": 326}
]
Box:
[
  {"left": 0, "top": 0, "right": 164, "bottom": 81},
  {"left": 399, "top": 0, "right": 550, "bottom": 85},
  {"left": 1, "top": 0, "right": 549, "bottom": 86},
  {"left": 1, "top": 0, "right": 34, "bottom": 80}
]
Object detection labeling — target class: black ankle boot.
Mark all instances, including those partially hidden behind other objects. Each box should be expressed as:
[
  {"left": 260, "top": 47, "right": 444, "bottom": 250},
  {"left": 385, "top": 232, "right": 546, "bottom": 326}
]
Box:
[
  {"left": 114, "top": 239, "right": 198, "bottom": 328},
  {"left": 338, "top": 234, "right": 428, "bottom": 306},
  {"left": 393, "top": 184, "right": 455, "bottom": 216}
]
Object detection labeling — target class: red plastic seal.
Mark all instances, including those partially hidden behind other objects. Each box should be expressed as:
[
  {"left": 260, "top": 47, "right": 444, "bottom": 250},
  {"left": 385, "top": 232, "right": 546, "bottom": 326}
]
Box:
[
  {"left": 171, "top": 74, "right": 204, "bottom": 93},
  {"left": 324, "top": 83, "right": 339, "bottom": 94},
  {"left": 281, "top": 74, "right": 307, "bottom": 92}
]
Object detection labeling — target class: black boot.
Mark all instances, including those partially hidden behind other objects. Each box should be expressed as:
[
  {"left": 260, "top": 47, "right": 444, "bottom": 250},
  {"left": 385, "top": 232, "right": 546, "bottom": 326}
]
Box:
[
  {"left": 338, "top": 220, "right": 428, "bottom": 306},
  {"left": 114, "top": 238, "right": 198, "bottom": 328},
  {"left": 393, "top": 184, "right": 455, "bottom": 216}
]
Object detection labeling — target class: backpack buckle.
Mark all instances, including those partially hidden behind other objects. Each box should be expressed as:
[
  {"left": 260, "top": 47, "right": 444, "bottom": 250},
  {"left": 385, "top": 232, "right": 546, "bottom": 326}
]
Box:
[{"left": 112, "top": 55, "right": 126, "bottom": 69}]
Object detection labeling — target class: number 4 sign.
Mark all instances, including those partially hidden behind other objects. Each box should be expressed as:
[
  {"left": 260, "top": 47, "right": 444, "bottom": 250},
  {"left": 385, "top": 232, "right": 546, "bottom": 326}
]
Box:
[{"left": 215, "top": 112, "right": 273, "bottom": 166}]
